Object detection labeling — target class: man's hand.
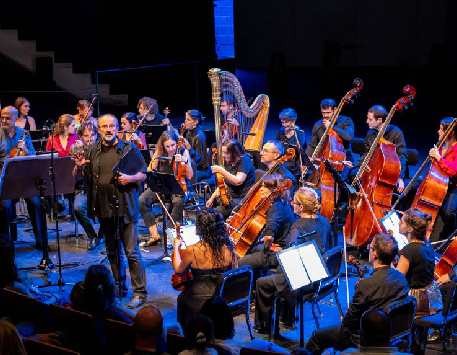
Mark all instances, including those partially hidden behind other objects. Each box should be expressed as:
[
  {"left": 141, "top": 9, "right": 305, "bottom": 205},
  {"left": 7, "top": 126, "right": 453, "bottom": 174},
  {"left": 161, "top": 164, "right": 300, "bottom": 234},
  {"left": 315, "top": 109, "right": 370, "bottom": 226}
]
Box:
[
  {"left": 117, "top": 172, "right": 132, "bottom": 185},
  {"left": 396, "top": 178, "right": 405, "bottom": 192},
  {"left": 73, "top": 155, "right": 90, "bottom": 167},
  {"left": 429, "top": 147, "right": 441, "bottom": 161},
  {"left": 322, "top": 119, "right": 331, "bottom": 129},
  {"left": 211, "top": 165, "right": 224, "bottom": 175}
]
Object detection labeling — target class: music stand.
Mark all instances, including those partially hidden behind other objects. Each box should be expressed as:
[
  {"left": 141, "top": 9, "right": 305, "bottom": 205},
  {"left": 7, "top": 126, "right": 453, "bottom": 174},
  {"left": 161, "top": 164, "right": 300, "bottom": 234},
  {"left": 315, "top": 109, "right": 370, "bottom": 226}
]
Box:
[
  {"left": 0, "top": 155, "right": 77, "bottom": 285},
  {"left": 277, "top": 240, "right": 329, "bottom": 348},
  {"left": 146, "top": 171, "right": 184, "bottom": 259},
  {"left": 141, "top": 124, "right": 167, "bottom": 146}
]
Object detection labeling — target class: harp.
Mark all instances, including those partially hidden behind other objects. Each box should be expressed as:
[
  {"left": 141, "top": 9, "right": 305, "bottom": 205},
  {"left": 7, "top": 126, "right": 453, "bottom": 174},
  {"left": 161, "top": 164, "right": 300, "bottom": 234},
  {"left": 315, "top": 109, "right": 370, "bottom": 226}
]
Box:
[{"left": 208, "top": 68, "right": 270, "bottom": 153}]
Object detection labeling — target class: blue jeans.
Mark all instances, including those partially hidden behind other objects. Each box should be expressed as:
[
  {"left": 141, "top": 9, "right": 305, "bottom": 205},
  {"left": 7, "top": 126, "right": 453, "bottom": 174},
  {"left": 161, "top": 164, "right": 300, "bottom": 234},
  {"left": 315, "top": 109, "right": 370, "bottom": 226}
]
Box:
[{"left": 74, "top": 191, "right": 97, "bottom": 240}]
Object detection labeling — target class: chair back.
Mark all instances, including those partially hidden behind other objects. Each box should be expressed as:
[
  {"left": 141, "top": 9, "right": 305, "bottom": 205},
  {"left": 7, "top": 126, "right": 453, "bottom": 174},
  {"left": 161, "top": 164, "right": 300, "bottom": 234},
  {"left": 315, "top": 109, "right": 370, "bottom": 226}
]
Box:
[
  {"left": 23, "top": 337, "right": 79, "bottom": 355},
  {"left": 384, "top": 296, "right": 416, "bottom": 344},
  {"left": 324, "top": 246, "right": 343, "bottom": 278},
  {"left": 0, "top": 288, "right": 48, "bottom": 327},
  {"left": 217, "top": 265, "right": 253, "bottom": 308}
]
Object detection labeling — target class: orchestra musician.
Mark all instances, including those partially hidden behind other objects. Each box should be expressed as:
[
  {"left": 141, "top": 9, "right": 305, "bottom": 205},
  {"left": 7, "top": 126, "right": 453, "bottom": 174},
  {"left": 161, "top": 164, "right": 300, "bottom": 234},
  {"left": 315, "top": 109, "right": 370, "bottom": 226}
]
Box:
[
  {"left": 254, "top": 187, "right": 332, "bottom": 334},
  {"left": 220, "top": 95, "right": 240, "bottom": 143},
  {"left": 74, "top": 114, "right": 148, "bottom": 309},
  {"left": 119, "top": 112, "right": 147, "bottom": 149},
  {"left": 306, "top": 98, "right": 354, "bottom": 163},
  {"left": 0, "top": 106, "right": 48, "bottom": 257},
  {"left": 139, "top": 131, "right": 193, "bottom": 247},
  {"left": 395, "top": 208, "right": 435, "bottom": 316},
  {"left": 363, "top": 105, "right": 408, "bottom": 192},
  {"left": 305, "top": 233, "right": 409, "bottom": 354},
  {"left": 74, "top": 99, "right": 97, "bottom": 130},
  {"left": 276, "top": 108, "right": 308, "bottom": 180},
  {"left": 73, "top": 122, "right": 103, "bottom": 251},
  {"left": 206, "top": 139, "right": 256, "bottom": 218},
  {"left": 45, "top": 114, "right": 78, "bottom": 157},
  {"left": 259, "top": 140, "right": 296, "bottom": 188},
  {"left": 428, "top": 117, "right": 457, "bottom": 241},
  {"left": 173, "top": 208, "right": 236, "bottom": 329},
  {"left": 181, "top": 109, "right": 210, "bottom": 182},
  {"left": 14, "top": 97, "right": 37, "bottom": 131}
]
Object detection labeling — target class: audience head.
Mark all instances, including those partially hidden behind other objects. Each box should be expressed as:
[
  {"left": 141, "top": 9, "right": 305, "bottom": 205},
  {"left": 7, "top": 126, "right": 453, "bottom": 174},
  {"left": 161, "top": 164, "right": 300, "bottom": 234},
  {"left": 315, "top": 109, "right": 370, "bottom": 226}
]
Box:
[
  {"left": 133, "top": 304, "right": 164, "bottom": 353},
  {"left": 201, "top": 296, "right": 234, "bottom": 340},
  {"left": 360, "top": 309, "right": 391, "bottom": 347},
  {"left": 184, "top": 314, "right": 215, "bottom": 352},
  {"left": 369, "top": 233, "right": 398, "bottom": 266},
  {"left": 399, "top": 208, "right": 431, "bottom": 241},
  {"left": 0, "top": 319, "right": 27, "bottom": 355},
  {"left": 83, "top": 264, "right": 116, "bottom": 314}
]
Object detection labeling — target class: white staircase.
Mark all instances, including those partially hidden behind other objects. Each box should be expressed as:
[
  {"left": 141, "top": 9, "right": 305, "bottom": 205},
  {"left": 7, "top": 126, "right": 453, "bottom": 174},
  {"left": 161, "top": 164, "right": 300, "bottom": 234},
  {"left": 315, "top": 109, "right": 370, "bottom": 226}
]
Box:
[{"left": 0, "top": 28, "right": 128, "bottom": 105}]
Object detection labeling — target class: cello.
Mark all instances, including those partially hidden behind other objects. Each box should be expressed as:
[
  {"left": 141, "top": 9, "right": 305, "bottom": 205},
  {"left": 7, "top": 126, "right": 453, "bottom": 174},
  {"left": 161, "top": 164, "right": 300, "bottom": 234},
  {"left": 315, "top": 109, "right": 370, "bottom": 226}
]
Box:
[
  {"left": 305, "top": 78, "right": 363, "bottom": 219},
  {"left": 226, "top": 148, "right": 295, "bottom": 257},
  {"left": 343, "top": 85, "right": 416, "bottom": 247},
  {"left": 392, "top": 118, "right": 457, "bottom": 238}
]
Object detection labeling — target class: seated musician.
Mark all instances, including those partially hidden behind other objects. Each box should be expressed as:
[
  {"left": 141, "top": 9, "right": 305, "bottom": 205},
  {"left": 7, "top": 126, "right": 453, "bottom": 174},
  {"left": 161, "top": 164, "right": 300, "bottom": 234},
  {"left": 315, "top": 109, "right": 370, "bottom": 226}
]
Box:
[
  {"left": 14, "top": 96, "right": 37, "bottom": 131},
  {"left": 428, "top": 117, "right": 457, "bottom": 241},
  {"left": 119, "top": 112, "right": 147, "bottom": 149},
  {"left": 254, "top": 187, "right": 332, "bottom": 334},
  {"left": 139, "top": 131, "right": 193, "bottom": 246},
  {"left": 73, "top": 122, "right": 103, "bottom": 250},
  {"left": 306, "top": 98, "right": 354, "bottom": 163},
  {"left": 276, "top": 108, "right": 308, "bottom": 180},
  {"left": 305, "top": 233, "right": 409, "bottom": 354},
  {"left": 238, "top": 174, "right": 296, "bottom": 269},
  {"left": 172, "top": 208, "right": 236, "bottom": 329},
  {"left": 74, "top": 99, "right": 97, "bottom": 130},
  {"left": 181, "top": 109, "right": 210, "bottom": 182},
  {"left": 220, "top": 95, "right": 240, "bottom": 142},
  {"left": 363, "top": 105, "right": 408, "bottom": 192},
  {"left": 45, "top": 114, "right": 78, "bottom": 157},
  {"left": 0, "top": 106, "right": 48, "bottom": 256},
  {"left": 259, "top": 140, "right": 296, "bottom": 188},
  {"left": 396, "top": 208, "right": 436, "bottom": 316},
  {"left": 206, "top": 139, "right": 256, "bottom": 218}
]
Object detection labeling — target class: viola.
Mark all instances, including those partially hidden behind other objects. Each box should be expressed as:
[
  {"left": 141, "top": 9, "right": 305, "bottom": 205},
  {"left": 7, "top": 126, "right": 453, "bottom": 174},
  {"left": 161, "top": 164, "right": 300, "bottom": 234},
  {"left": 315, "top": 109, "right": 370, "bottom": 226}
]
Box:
[
  {"left": 173, "top": 137, "right": 188, "bottom": 193},
  {"left": 211, "top": 147, "right": 230, "bottom": 207},
  {"left": 9, "top": 131, "right": 28, "bottom": 157},
  {"left": 171, "top": 223, "right": 193, "bottom": 291},
  {"left": 343, "top": 85, "right": 416, "bottom": 247}
]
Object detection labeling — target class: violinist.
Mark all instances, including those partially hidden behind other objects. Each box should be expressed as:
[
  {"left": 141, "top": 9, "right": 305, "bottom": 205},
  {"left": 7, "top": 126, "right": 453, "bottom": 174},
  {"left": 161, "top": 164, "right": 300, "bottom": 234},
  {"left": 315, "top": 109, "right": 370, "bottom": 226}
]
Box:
[
  {"left": 119, "top": 112, "right": 147, "bottom": 149},
  {"left": 254, "top": 187, "right": 332, "bottom": 334},
  {"left": 182, "top": 109, "right": 210, "bottom": 182},
  {"left": 305, "top": 233, "right": 409, "bottom": 354},
  {"left": 14, "top": 97, "right": 37, "bottom": 131},
  {"left": 45, "top": 114, "right": 78, "bottom": 157},
  {"left": 139, "top": 131, "right": 193, "bottom": 247},
  {"left": 428, "top": 117, "right": 457, "bottom": 241},
  {"left": 220, "top": 95, "right": 240, "bottom": 143},
  {"left": 0, "top": 106, "right": 48, "bottom": 254},
  {"left": 276, "top": 108, "right": 308, "bottom": 180},
  {"left": 206, "top": 140, "right": 256, "bottom": 218},
  {"left": 395, "top": 208, "right": 435, "bottom": 316},
  {"left": 173, "top": 208, "right": 235, "bottom": 329},
  {"left": 306, "top": 98, "right": 354, "bottom": 163},
  {"left": 363, "top": 105, "right": 408, "bottom": 192},
  {"left": 74, "top": 99, "right": 97, "bottom": 130}
]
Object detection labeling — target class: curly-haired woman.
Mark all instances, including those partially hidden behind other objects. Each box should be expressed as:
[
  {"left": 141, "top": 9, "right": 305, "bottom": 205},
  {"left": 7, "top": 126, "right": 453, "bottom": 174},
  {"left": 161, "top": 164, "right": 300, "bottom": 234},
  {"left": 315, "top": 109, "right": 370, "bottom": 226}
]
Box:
[{"left": 172, "top": 208, "right": 236, "bottom": 329}]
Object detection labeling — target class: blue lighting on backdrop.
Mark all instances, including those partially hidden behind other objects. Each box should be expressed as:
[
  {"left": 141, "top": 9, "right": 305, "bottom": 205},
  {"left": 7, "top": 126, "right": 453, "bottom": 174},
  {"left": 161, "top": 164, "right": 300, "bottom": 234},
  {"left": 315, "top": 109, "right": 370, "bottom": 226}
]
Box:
[{"left": 214, "top": 0, "right": 235, "bottom": 59}]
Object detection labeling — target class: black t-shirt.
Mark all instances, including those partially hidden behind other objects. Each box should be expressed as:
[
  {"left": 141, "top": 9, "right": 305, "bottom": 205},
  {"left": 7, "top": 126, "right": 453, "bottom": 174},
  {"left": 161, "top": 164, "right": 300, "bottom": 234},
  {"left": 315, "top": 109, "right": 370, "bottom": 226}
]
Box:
[
  {"left": 400, "top": 241, "right": 435, "bottom": 289},
  {"left": 285, "top": 215, "right": 332, "bottom": 253},
  {"left": 225, "top": 154, "right": 256, "bottom": 198}
]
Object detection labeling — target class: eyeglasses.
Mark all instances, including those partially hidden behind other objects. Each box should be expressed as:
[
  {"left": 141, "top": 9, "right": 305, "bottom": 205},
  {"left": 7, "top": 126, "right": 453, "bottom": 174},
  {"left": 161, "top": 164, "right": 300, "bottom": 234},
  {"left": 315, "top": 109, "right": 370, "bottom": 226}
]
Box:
[
  {"left": 100, "top": 124, "right": 117, "bottom": 129},
  {"left": 261, "top": 148, "right": 278, "bottom": 154}
]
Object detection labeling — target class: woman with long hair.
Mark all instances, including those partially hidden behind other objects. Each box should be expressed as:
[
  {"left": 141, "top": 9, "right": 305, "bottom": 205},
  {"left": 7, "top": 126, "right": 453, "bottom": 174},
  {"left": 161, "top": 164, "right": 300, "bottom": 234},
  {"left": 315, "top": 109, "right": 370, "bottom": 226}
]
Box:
[
  {"left": 173, "top": 208, "right": 236, "bottom": 329},
  {"left": 14, "top": 96, "right": 37, "bottom": 131},
  {"left": 46, "top": 114, "right": 78, "bottom": 157},
  {"left": 118, "top": 112, "right": 147, "bottom": 149}
]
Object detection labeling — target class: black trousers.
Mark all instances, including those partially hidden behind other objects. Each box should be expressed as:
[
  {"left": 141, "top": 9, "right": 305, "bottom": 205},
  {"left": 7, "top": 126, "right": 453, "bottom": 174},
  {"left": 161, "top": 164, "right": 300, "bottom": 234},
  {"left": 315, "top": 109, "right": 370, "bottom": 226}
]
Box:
[
  {"left": 305, "top": 325, "right": 354, "bottom": 354},
  {"left": 0, "top": 204, "right": 17, "bottom": 287}
]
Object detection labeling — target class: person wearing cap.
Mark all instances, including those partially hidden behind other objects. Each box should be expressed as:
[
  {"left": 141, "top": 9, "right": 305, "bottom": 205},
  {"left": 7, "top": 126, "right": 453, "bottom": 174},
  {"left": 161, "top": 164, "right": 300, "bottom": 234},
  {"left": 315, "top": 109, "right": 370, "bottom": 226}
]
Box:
[
  {"left": 182, "top": 109, "right": 210, "bottom": 182},
  {"left": 276, "top": 107, "right": 308, "bottom": 179}
]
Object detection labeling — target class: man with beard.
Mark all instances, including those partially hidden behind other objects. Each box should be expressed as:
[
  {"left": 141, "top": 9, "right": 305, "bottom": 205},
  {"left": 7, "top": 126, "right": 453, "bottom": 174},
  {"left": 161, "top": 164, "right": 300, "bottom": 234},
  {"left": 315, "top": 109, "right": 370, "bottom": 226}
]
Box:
[{"left": 74, "top": 114, "right": 148, "bottom": 308}]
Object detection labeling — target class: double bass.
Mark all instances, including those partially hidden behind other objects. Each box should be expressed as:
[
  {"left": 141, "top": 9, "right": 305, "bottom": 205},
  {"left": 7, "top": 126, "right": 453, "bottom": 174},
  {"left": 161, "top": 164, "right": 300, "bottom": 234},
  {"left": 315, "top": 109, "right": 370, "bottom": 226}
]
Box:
[
  {"left": 304, "top": 78, "right": 363, "bottom": 219},
  {"left": 392, "top": 118, "right": 457, "bottom": 238},
  {"left": 343, "top": 85, "right": 416, "bottom": 247},
  {"left": 226, "top": 148, "right": 295, "bottom": 257}
]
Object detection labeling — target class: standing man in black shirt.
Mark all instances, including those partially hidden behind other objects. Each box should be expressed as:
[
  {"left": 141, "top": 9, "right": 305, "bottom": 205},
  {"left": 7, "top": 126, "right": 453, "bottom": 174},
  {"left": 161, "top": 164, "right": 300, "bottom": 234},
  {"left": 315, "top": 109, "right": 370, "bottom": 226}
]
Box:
[
  {"left": 306, "top": 98, "right": 354, "bottom": 163},
  {"left": 276, "top": 108, "right": 308, "bottom": 180},
  {"left": 363, "top": 105, "right": 408, "bottom": 192},
  {"left": 74, "top": 114, "right": 148, "bottom": 309},
  {"left": 305, "top": 233, "right": 409, "bottom": 354},
  {"left": 181, "top": 109, "right": 210, "bottom": 182}
]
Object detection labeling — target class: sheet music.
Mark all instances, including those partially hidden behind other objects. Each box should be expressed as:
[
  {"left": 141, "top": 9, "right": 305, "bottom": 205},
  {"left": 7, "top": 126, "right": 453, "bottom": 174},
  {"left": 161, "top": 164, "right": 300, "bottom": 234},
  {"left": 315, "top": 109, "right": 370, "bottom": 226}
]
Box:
[
  {"left": 381, "top": 212, "right": 408, "bottom": 250},
  {"left": 278, "top": 248, "right": 311, "bottom": 290},
  {"left": 298, "top": 243, "right": 329, "bottom": 282}
]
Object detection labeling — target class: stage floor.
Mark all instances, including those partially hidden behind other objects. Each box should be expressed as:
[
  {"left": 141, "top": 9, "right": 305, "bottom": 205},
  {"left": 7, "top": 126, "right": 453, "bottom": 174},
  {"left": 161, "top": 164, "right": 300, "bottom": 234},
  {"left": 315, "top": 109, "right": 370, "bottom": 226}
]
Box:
[{"left": 13, "top": 216, "right": 452, "bottom": 354}]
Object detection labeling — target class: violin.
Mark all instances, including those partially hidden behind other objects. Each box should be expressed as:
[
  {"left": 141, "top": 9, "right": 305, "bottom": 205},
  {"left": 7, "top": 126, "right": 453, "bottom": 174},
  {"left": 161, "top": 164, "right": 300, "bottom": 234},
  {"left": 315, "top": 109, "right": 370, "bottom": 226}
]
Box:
[
  {"left": 9, "top": 131, "right": 28, "bottom": 157},
  {"left": 171, "top": 223, "right": 194, "bottom": 291},
  {"left": 173, "top": 137, "right": 188, "bottom": 193},
  {"left": 211, "top": 146, "right": 230, "bottom": 206}
]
